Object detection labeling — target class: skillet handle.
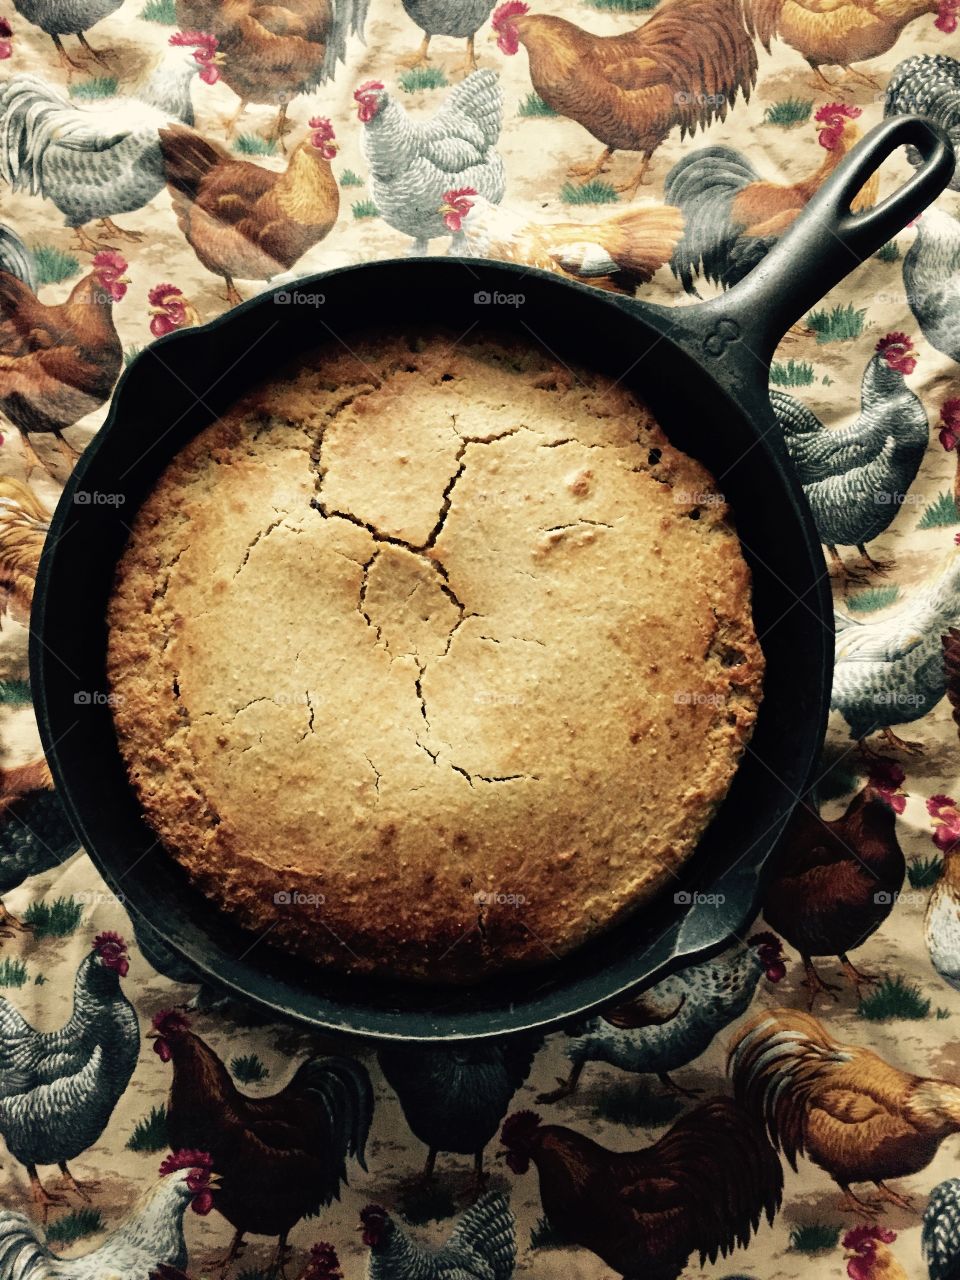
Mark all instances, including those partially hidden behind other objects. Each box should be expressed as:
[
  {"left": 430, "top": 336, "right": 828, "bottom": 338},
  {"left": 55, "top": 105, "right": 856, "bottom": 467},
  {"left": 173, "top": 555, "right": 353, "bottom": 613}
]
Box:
[{"left": 659, "top": 116, "right": 954, "bottom": 380}]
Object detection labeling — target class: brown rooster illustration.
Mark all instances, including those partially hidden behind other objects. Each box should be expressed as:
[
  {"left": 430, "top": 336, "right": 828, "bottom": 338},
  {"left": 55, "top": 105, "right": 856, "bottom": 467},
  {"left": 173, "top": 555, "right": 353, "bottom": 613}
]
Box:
[
  {"left": 499, "top": 1100, "right": 782, "bottom": 1279},
  {"left": 160, "top": 118, "right": 340, "bottom": 305},
  {"left": 937, "top": 398, "right": 960, "bottom": 516},
  {"left": 491, "top": 0, "right": 758, "bottom": 193},
  {"left": 746, "top": 0, "right": 958, "bottom": 88},
  {"left": 760, "top": 762, "right": 907, "bottom": 1005},
  {"left": 730, "top": 1007, "right": 960, "bottom": 1216},
  {"left": 0, "top": 477, "right": 48, "bottom": 627}
]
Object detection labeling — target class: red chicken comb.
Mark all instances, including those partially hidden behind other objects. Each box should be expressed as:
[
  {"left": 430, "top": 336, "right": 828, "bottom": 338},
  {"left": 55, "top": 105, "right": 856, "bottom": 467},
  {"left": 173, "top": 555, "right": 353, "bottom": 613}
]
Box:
[
  {"left": 814, "top": 102, "right": 861, "bottom": 123},
  {"left": 169, "top": 29, "right": 218, "bottom": 52},
  {"left": 308, "top": 116, "right": 335, "bottom": 136},
  {"left": 942, "top": 398, "right": 960, "bottom": 424},
  {"left": 927, "top": 793, "right": 957, "bottom": 816},
  {"left": 867, "top": 760, "right": 906, "bottom": 790},
  {"left": 0, "top": 16, "right": 12, "bottom": 36},
  {"left": 842, "top": 1225, "right": 897, "bottom": 1251},
  {"left": 354, "top": 80, "right": 384, "bottom": 97},
  {"left": 159, "top": 1149, "right": 213, "bottom": 1177},
  {"left": 148, "top": 282, "right": 183, "bottom": 307},
  {"left": 501, "top": 1110, "right": 541, "bottom": 1145},
  {"left": 443, "top": 187, "right": 478, "bottom": 203},
  {"left": 153, "top": 1007, "right": 192, "bottom": 1034},
  {"left": 91, "top": 250, "right": 127, "bottom": 274},
  {"left": 359, "top": 1204, "right": 389, "bottom": 1224},
  {"left": 876, "top": 331, "right": 913, "bottom": 352},
  {"left": 309, "top": 1243, "right": 341, "bottom": 1266},
  {"left": 93, "top": 930, "right": 127, "bottom": 952},
  {"left": 492, "top": 1, "right": 529, "bottom": 26}
]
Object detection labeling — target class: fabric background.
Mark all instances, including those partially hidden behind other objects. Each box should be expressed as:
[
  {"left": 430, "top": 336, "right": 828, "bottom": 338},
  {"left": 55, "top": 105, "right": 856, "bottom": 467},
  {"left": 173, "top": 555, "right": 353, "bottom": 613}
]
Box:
[{"left": 0, "top": 1, "right": 959, "bottom": 1276}]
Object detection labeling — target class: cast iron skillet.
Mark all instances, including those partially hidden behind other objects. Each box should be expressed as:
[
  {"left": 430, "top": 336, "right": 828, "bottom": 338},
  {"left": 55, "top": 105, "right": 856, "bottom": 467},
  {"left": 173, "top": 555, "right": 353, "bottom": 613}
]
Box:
[{"left": 31, "top": 117, "right": 953, "bottom": 1041}]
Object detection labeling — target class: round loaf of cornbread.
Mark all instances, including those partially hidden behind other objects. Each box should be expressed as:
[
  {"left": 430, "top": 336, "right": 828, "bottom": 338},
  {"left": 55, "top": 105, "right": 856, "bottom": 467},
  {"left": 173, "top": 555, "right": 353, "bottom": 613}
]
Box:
[{"left": 106, "top": 332, "right": 763, "bottom": 983}]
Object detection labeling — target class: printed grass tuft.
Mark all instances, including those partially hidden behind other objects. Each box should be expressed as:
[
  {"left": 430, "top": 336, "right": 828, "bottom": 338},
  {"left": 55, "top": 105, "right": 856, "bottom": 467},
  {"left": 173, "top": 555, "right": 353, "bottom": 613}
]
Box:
[
  {"left": 858, "top": 975, "right": 930, "bottom": 1021},
  {"left": 560, "top": 179, "right": 619, "bottom": 205},
  {"left": 789, "top": 1223, "right": 841, "bottom": 1253},
  {"left": 0, "top": 679, "right": 32, "bottom": 705},
  {"left": 764, "top": 97, "right": 814, "bottom": 127},
  {"left": 69, "top": 76, "right": 118, "bottom": 99},
  {"left": 875, "top": 240, "right": 901, "bottom": 262},
  {"left": 234, "top": 133, "right": 277, "bottom": 156},
  {"left": 518, "top": 92, "right": 558, "bottom": 117},
  {"left": 769, "top": 358, "right": 815, "bottom": 387},
  {"left": 846, "top": 586, "right": 900, "bottom": 613},
  {"left": 352, "top": 199, "right": 379, "bottom": 219},
  {"left": 806, "top": 303, "right": 866, "bottom": 343},
  {"left": 23, "top": 896, "right": 84, "bottom": 939},
  {"left": 592, "top": 1079, "right": 685, "bottom": 1126},
  {"left": 231, "top": 1052, "right": 270, "bottom": 1083},
  {"left": 397, "top": 1181, "right": 457, "bottom": 1225},
  {"left": 338, "top": 168, "right": 364, "bottom": 187},
  {"left": 46, "top": 1209, "right": 103, "bottom": 1244},
  {"left": 908, "top": 854, "right": 943, "bottom": 889},
  {"left": 917, "top": 491, "right": 960, "bottom": 529},
  {"left": 139, "top": 0, "right": 176, "bottom": 20},
  {"left": 32, "top": 244, "right": 80, "bottom": 286},
  {"left": 399, "top": 66, "right": 448, "bottom": 92},
  {"left": 0, "top": 957, "right": 28, "bottom": 987},
  {"left": 126, "top": 1105, "right": 169, "bottom": 1152}
]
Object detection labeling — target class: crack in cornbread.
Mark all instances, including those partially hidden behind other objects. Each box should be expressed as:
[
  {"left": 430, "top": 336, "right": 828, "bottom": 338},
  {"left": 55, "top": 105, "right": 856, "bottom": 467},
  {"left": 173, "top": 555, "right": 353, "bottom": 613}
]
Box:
[{"left": 106, "top": 332, "right": 763, "bottom": 984}]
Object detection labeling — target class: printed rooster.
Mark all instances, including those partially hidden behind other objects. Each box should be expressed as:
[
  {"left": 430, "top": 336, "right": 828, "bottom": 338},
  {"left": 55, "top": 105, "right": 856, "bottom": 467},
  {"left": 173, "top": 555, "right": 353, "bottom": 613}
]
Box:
[
  {"left": 844, "top": 1226, "right": 910, "bottom": 1280},
  {"left": 761, "top": 762, "right": 907, "bottom": 1005},
  {"left": 148, "top": 283, "right": 200, "bottom": 336},
  {"left": 772, "top": 333, "right": 927, "bottom": 582},
  {"left": 160, "top": 117, "right": 340, "bottom": 305},
  {"left": 746, "top": 0, "right": 958, "bottom": 88},
  {"left": 902, "top": 205, "right": 960, "bottom": 367},
  {"left": 0, "top": 1150, "right": 217, "bottom": 1279},
  {"left": 731, "top": 1006, "right": 960, "bottom": 1215},
  {"left": 0, "top": 757, "right": 80, "bottom": 935},
  {"left": 500, "top": 1100, "right": 782, "bottom": 1280},
  {"left": 924, "top": 1179, "right": 960, "bottom": 1280},
  {"left": 491, "top": 0, "right": 758, "bottom": 193},
  {"left": 401, "top": 1, "right": 496, "bottom": 75},
  {"left": 356, "top": 71, "right": 504, "bottom": 256},
  {"left": 938, "top": 399, "right": 960, "bottom": 516},
  {"left": 885, "top": 54, "right": 960, "bottom": 192},
  {"left": 832, "top": 552, "right": 960, "bottom": 754},
  {"left": 923, "top": 794, "right": 960, "bottom": 991},
  {"left": 0, "top": 32, "right": 224, "bottom": 252},
  {"left": 0, "top": 225, "right": 128, "bottom": 474},
  {"left": 666, "top": 103, "right": 873, "bottom": 296},
  {"left": 0, "top": 932, "right": 139, "bottom": 1218},
  {"left": 378, "top": 1033, "right": 541, "bottom": 1193},
  {"left": 173, "top": 0, "right": 368, "bottom": 142},
  {"left": 0, "top": 477, "right": 48, "bottom": 626},
  {"left": 150, "top": 1009, "right": 373, "bottom": 1276},
  {"left": 439, "top": 186, "right": 683, "bottom": 292},
  {"left": 537, "top": 933, "right": 786, "bottom": 1103},
  {"left": 360, "top": 1193, "right": 515, "bottom": 1280}
]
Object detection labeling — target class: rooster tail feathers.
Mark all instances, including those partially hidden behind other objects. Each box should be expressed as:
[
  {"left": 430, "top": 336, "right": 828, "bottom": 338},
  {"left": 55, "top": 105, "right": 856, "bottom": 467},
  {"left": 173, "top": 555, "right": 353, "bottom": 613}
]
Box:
[
  {"left": 728, "top": 1008, "right": 848, "bottom": 1169},
  {"left": 0, "top": 223, "right": 37, "bottom": 292},
  {"left": 664, "top": 146, "right": 760, "bottom": 294},
  {"left": 294, "top": 1054, "right": 375, "bottom": 1176},
  {"left": 743, "top": 0, "right": 784, "bottom": 50},
  {"left": 319, "top": 0, "right": 371, "bottom": 84},
  {"left": 552, "top": 205, "right": 684, "bottom": 285},
  {"left": 0, "top": 1209, "right": 49, "bottom": 1279},
  {"left": 447, "top": 1192, "right": 516, "bottom": 1280},
  {"left": 0, "top": 75, "right": 76, "bottom": 195},
  {"left": 159, "top": 124, "right": 230, "bottom": 197}
]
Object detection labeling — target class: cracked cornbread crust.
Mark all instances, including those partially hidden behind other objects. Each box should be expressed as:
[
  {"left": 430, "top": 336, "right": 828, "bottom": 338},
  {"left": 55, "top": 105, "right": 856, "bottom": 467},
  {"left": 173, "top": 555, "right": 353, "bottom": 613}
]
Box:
[{"left": 106, "top": 331, "right": 764, "bottom": 984}]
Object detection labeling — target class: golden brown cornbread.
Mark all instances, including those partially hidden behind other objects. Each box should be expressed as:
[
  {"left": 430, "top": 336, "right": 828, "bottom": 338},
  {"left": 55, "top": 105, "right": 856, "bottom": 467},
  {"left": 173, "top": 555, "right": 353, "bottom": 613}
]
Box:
[{"left": 106, "top": 332, "right": 763, "bottom": 984}]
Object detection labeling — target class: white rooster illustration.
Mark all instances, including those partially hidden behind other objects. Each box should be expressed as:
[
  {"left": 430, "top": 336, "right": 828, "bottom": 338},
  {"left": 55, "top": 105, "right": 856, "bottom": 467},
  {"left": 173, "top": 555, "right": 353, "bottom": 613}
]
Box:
[{"left": 354, "top": 70, "right": 504, "bottom": 255}]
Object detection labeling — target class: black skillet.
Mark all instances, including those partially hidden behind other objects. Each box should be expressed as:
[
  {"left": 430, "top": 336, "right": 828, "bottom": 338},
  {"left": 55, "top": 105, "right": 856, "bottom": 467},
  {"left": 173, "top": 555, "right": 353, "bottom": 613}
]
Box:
[{"left": 30, "top": 116, "right": 953, "bottom": 1041}]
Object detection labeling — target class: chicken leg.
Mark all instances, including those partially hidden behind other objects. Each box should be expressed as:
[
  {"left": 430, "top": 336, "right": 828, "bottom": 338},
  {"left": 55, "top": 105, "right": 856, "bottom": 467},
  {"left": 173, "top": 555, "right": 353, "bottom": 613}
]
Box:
[
  {"left": 657, "top": 1071, "right": 701, "bottom": 1098},
  {"left": 536, "top": 1058, "right": 584, "bottom": 1103},
  {"left": 569, "top": 147, "right": 613, "bottom": 185},
  {"left": 855, "top": 543, "right": 892, "bottom": 575},
  {"left": 837, "top": 1182, "right": 883, "bottom": 1217},
  {"left": 50, "top": 33, "right": 86, "bottom": 70},
  {"left": 399, "top": 34, "right": 431, "bottom": 68},
  {"left": 839, "top": 952, "right": 879, "bottom": 1000},
  {"left": 97, "top": 217, "right": 145, "bottom": 244},
  {"left": 0, "top": 900, "right": 29, "bottom": 936},
  {"left": 216, "top": 1228, "right": 245, "bottom": 1274},
  {"left": 614, "top": 153, "right": 655, "bottom": 196},
  {"left": 844, "top": 64, "right": 881, "bottom": 89},
  {"left": 26, "top": 1164, "right": 67, "bottom": 1222},
  {"left": 270, "top": 1231, "right": 292, "bottom": 1279},
  {"left": 456, "top": 34, "right": 478, "bottom": 75},
  {"left": 58, "top": 1160, "right": 100, "bottom": 1200},
  {"left": 802, "top": 956, "right": 841, "bottom": 1009},
  {"left": 77, "top": 33, "right": 112, "bottom": 66},
  {"left": 471, "top": 1150, "right": 488, "bottom": 1199},
  {"left": 879, "top": 727, "right": 924, "bottom": 756},
  {"left": 873, "top": 1181, "right": 915, "bottom": 1211}
]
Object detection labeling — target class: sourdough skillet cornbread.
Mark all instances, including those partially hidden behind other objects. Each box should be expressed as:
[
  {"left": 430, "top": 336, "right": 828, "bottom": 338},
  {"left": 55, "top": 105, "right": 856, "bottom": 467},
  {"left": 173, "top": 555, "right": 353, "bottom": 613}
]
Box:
[{"left": 106, "top": 332, "right": 763, "bottom": 984}]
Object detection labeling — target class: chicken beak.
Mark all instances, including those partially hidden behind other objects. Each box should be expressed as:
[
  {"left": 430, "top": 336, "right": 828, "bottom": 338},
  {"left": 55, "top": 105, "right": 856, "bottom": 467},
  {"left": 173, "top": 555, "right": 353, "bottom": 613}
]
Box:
[
  {"left": 438, "top": 203, "right": 456, "bottom": 216},
  {"left": 116, "top": 276, "right": 131, "bottom": 285},
  {"left": 213, "top": 51, "right": 226, "bottom": 63},
  {"left": 207, "top": 1173, "right": 223, "bottom": 1189},
  {"left": 145, "top": 1028, "right": 159, "bottom": 1039}
]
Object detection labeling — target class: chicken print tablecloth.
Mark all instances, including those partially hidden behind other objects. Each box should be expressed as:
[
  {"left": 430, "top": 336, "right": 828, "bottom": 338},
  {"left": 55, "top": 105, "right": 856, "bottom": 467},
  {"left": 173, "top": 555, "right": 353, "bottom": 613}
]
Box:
[{"left": 1, "top": 0, "right": 960, "bottom": 1276}]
